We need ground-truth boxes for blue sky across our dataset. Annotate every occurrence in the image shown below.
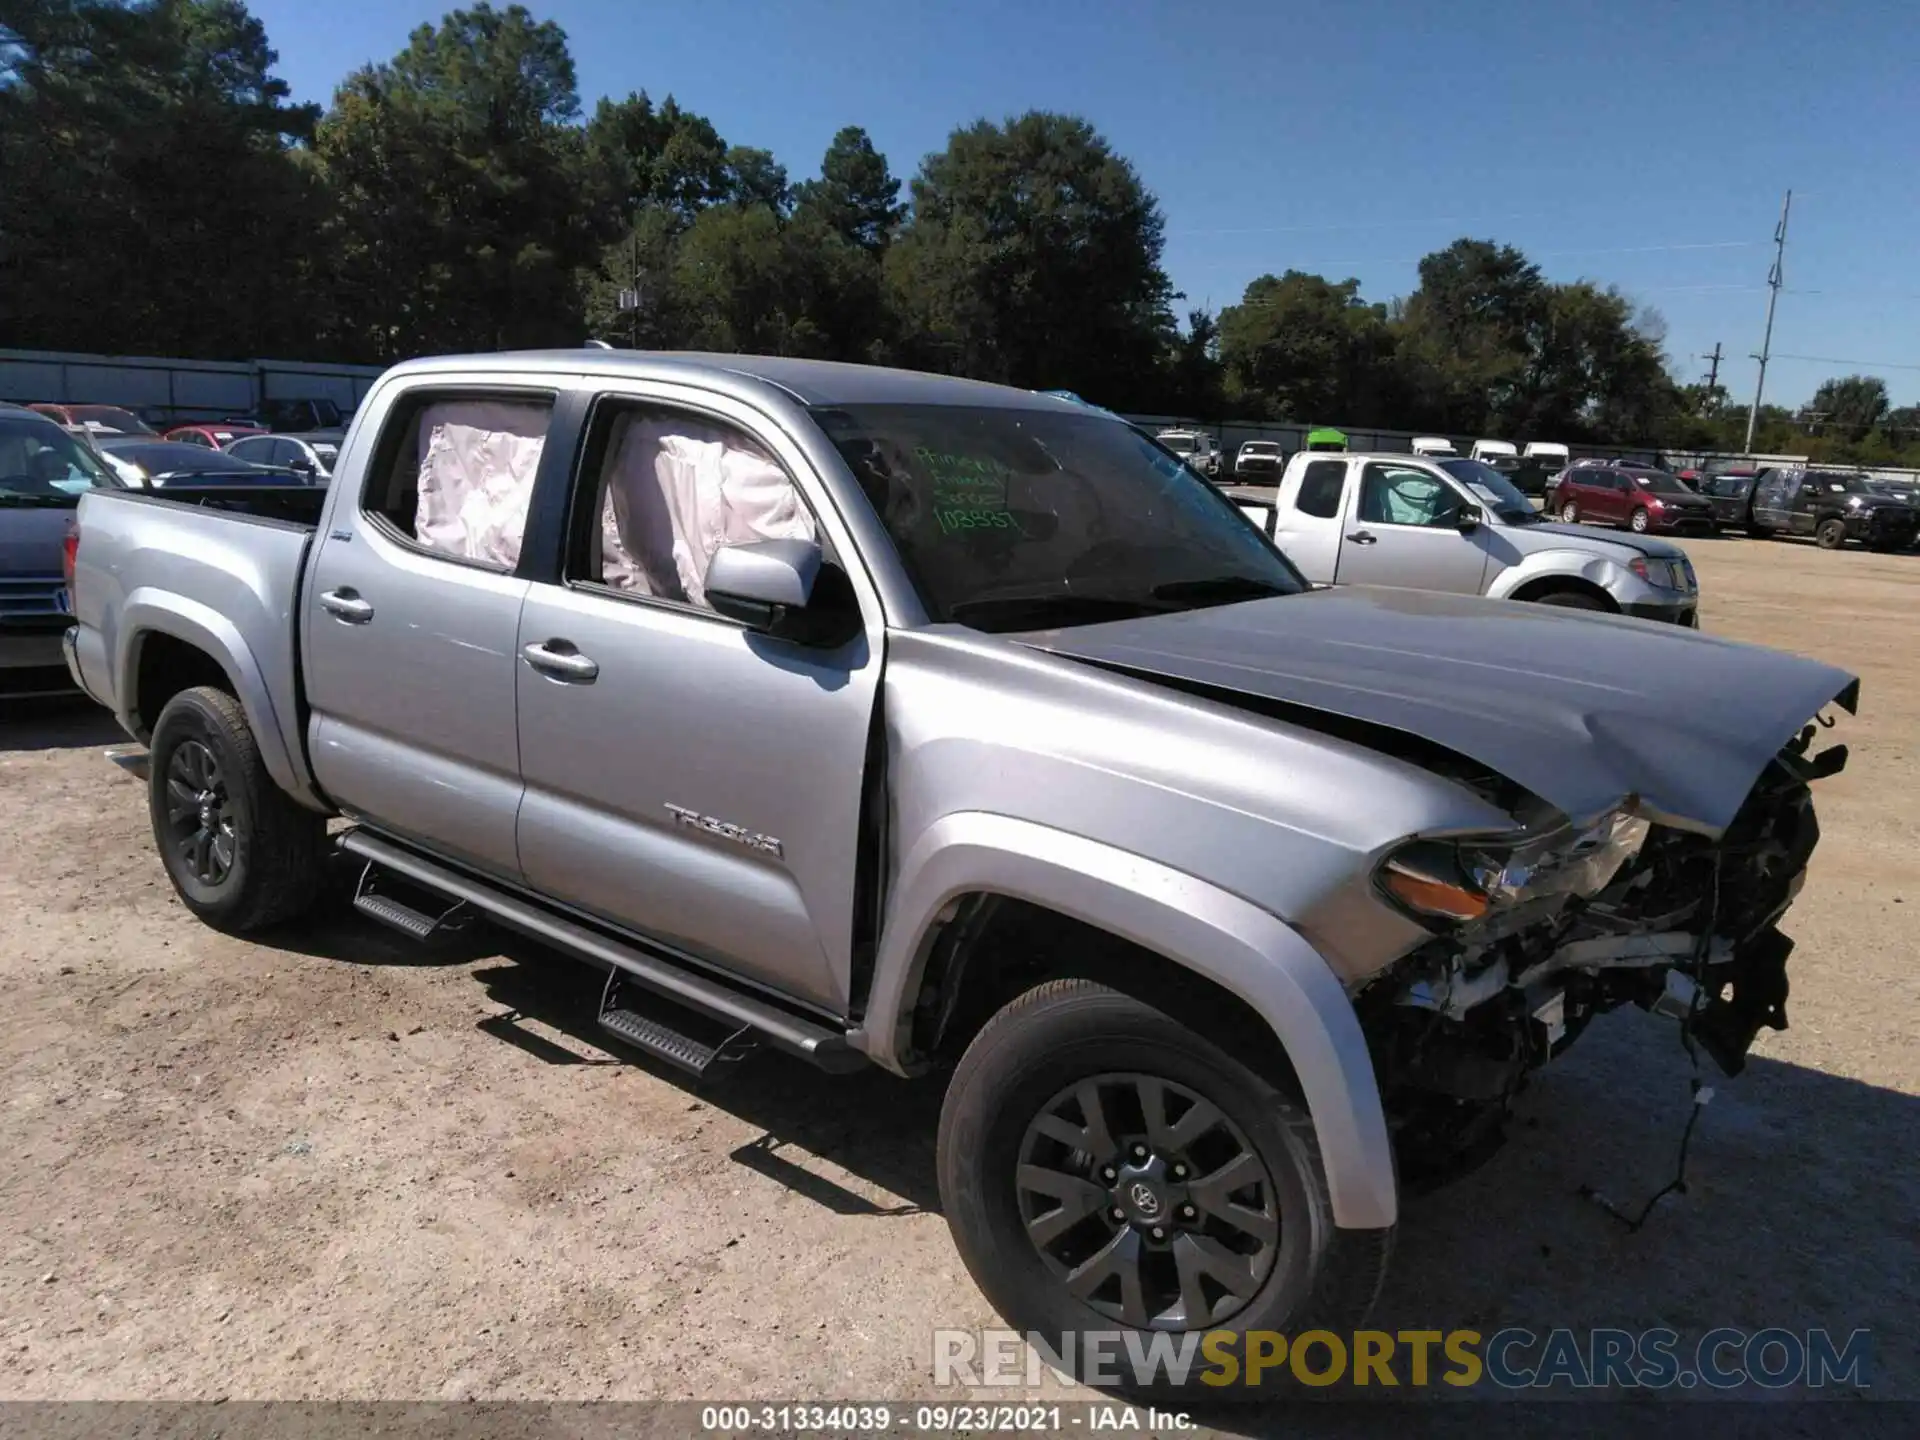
[251,0,1920,406]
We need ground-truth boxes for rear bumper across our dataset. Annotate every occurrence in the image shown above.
[1,626,78,698]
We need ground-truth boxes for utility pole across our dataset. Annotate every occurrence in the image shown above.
[1745,189,1792,454]
[1700,341,1723,397]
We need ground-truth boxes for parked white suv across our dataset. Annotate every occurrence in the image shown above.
[1156,428,1221,477]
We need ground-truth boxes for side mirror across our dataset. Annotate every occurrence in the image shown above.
[1454,505,1483,534]
[705,538,859,647]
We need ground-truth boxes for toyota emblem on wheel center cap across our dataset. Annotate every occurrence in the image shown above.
[1128,1181,1162,1218]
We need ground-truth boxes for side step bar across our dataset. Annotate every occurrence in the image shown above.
[338,830,866,1075]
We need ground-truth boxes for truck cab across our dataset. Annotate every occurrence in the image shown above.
[1257,451,1699,621]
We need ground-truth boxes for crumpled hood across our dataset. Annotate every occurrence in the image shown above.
[1016,586,1858,836]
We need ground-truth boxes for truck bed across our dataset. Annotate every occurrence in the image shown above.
[68,488,319,796]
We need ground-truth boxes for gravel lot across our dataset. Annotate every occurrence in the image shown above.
[2,533,1915,1409]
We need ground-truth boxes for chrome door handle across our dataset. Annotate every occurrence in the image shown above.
[1345,530,1378,546]
[522,641,599,683]
[319,588,374,623]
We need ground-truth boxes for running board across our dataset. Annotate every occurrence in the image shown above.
[353,862,472,941]
[599,971,759,1079]
[337,830,866,1074]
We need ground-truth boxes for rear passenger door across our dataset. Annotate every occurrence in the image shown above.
[1270,457,1349,582]
[302,381,570,882]
[510,388,885,1018]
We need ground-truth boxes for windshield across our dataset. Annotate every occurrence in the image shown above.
[1624,470,1692,495]
[1437,458,1539,521]
[0,416,124,502]
[811,403,1308,632]
[1159,434,1195,453]
[70,405,157,436]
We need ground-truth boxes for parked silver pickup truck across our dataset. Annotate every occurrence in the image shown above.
[1229,450,1701,622]
[66,351,1856,1386]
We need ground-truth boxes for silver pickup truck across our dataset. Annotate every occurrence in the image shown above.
[1229,450,1701,622]
[65,351,1857,1385]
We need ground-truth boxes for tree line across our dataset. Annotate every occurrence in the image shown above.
[5,0,1916,462]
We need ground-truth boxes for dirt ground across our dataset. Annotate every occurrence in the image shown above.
[1,533,1916,1412]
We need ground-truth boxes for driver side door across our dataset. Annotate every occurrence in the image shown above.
[1335,462,1491,594]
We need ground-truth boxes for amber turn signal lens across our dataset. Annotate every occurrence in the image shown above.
[1381,858,1490,921]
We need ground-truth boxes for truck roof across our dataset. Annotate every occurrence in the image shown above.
[385,349,1087,413]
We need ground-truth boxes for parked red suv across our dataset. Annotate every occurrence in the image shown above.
[1549,464,1717,534]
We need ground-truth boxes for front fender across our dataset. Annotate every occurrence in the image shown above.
[1488,546,1654,606]
[118,591,322,810]
[861,812,1398,1230]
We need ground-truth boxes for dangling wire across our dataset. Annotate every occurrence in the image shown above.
[1580,853,1722,1233]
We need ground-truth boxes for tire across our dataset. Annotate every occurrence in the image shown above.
[937,979,1391,1396]
[1534,588,1610,611]
[1815,518,1848,550]
[148,685,325,934]
[1629,507,1650,533]
[1558,500,1579,524]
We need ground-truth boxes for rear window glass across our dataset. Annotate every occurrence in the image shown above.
[1295,460,1347,519]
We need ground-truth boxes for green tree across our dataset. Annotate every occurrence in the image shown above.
[313,2,596,358]
[663,202,887,361]
[1805,374,1890,443]
[1218,272,1399,423]
[0,0,322,357]
[792,125,904,254]
[884,111,1174,408]
[723,145,789,213]
[1397,238,1548,431]
[584,91,731,230]
[1164,309,1224,418]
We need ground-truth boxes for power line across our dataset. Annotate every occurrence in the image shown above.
[1190,239,1760,276]
[1770,352,1920,373]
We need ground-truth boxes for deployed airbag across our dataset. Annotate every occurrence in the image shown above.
[599,414,815,606]
[413,400,549,567]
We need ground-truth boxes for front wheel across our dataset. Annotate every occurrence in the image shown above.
[148,685,326,933]
[937,979,1391,1394]
[1815,518,1848,550]
[1534,588,1610,611]
[1629,507,1650,533]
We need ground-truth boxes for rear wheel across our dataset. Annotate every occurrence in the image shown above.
[938,979,1391,1395]
[1815,518,1848,550]
[148,685,325,933]
[1558,500,1580,524]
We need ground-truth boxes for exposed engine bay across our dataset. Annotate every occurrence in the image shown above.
[1356,717,1848,1188]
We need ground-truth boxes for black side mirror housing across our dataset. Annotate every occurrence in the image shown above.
[1455,505,1484,534]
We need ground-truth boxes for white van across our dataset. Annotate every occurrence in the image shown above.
[1524,441,1571,469]
[1410,436,1458,457]
[1471,439,1519,464]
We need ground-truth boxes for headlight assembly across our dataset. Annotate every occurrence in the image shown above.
[1379,807,1651,926]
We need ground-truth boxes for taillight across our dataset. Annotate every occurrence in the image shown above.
[62,519,79,593]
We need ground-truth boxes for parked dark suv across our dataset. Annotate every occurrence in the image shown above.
[1549,464,1717,534]
[1750,467,1919,551]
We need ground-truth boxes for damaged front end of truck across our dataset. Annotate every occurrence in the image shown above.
[1356,714,1852,1187]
